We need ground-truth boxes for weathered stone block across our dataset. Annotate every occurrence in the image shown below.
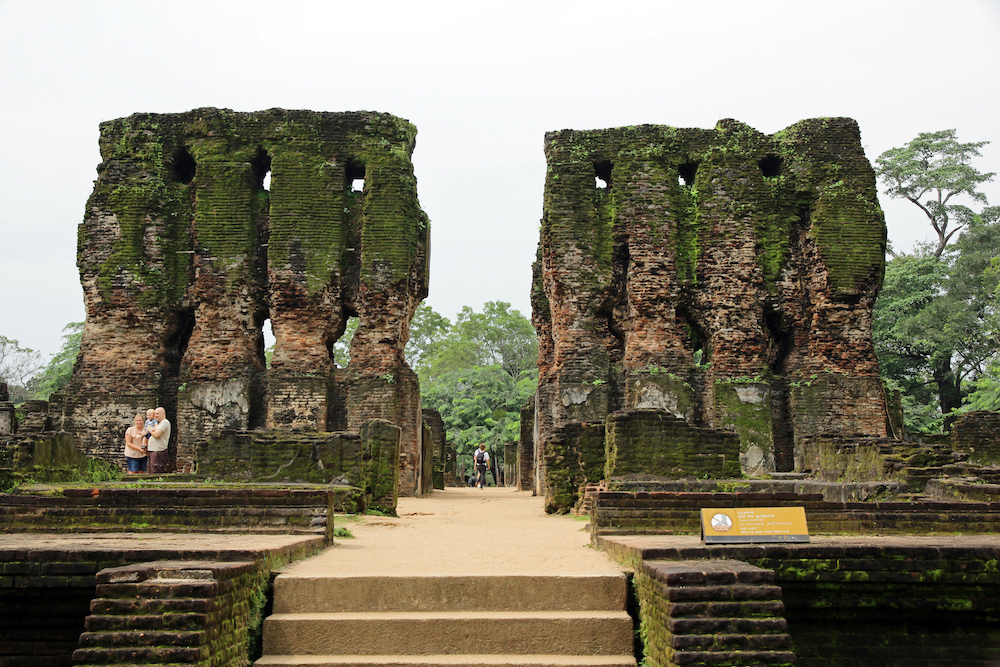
[361,419,400,513]
[605,409,741,481]
[714,380,775,476]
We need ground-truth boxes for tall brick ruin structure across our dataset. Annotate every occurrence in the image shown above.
[532,118,888,506]
[55,108,430,494]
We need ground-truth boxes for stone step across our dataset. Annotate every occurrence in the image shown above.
[262,611,635,656]
[256,655,637,667]
[273,575,628,613]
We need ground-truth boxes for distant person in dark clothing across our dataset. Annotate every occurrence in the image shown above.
[474,443,490,488]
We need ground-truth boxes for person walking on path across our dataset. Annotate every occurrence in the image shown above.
[147,406,171,473]
[474,443,490,488]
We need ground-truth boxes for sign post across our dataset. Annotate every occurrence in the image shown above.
[700,507,810,544]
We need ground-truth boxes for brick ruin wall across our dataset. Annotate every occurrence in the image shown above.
[54,108,429,494]
[532,118,889,491]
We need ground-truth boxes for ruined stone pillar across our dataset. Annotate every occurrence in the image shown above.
[533,118,888,484]
[63,109,429,483]
[173,155,267,471]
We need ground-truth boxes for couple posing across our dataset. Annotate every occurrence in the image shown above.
[124,406,171,474]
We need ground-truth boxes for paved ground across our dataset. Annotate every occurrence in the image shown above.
[282,486,627,577]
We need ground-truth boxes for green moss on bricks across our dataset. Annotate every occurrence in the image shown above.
[810,184,886,297]
[674,184,699,282]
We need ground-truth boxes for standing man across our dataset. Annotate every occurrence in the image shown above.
[147,406,171,474]
[474,443,490,489]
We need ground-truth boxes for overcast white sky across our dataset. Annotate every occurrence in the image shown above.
[1,0,998,359]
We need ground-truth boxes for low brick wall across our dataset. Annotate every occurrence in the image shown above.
[951,410,1000,464]
[591,490,1000,536]
[606,410,742,481]
[0,486,339,538]
[926,478,1000,502]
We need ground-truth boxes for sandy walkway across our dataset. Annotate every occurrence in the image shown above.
[282,486,627,577]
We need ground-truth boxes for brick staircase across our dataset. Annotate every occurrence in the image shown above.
[74,560,265,667]
[256,573,638,667]
[634,560,794,667]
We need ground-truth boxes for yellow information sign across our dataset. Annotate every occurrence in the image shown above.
[700,507,810,543]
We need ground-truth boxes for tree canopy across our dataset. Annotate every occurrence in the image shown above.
[0,336,43,404]
[412,301,538,457]
[875,129,996,258]
[874,130,999,431]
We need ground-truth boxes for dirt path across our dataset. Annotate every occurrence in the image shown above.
[281,486,628,577]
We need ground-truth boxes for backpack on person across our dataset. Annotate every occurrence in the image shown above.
[475,450,485,466]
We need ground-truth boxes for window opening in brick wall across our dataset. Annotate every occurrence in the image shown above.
[261,317,275,369]
[168,148,197,184]
[678,162,699,187]
[759,155,781,178]
[594,160,613,189]
[252,148,272,191]
[328,314,359,368]
[677,306,709,368]
[346,161,366,193]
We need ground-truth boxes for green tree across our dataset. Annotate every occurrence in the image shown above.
[29,322,84,400]
[875,129,995,258]
[0,335,43,404]
[418,302,538,459]
[874,130,999,429]
[423,301,537,381]
[405,305,452,372]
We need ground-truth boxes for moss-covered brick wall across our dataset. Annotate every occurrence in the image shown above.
[749,546,1000,667]
[422,408,447,489]
[543,421,606,513]
[532,117,887,485]
[517,396,535,491]
[59,109,429,494]
[0,538,321,667]
[361,419,400,513]
[0,428,89,491]
[611,539,1000,667]
[605,410,741,483]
